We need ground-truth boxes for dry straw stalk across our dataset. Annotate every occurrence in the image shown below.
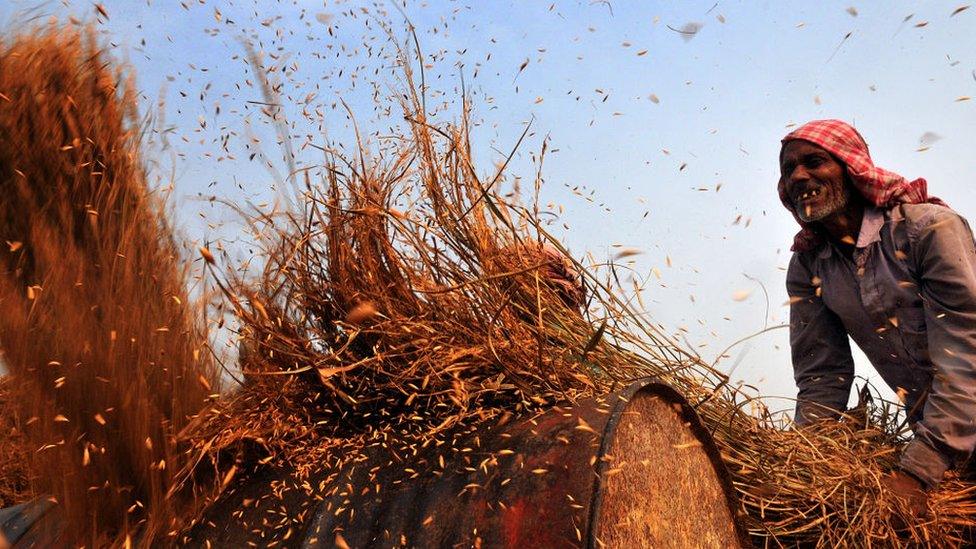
[0,26,217,545]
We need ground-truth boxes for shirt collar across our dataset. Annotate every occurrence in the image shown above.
[855,206,884,248]
[815,206,884,259]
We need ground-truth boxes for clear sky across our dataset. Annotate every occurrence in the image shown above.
[3,0,975,411]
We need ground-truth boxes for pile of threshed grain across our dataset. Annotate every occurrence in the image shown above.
[0,27,218,545]
[0,22,974,548]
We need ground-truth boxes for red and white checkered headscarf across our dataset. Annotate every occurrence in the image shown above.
[778,119,945,252]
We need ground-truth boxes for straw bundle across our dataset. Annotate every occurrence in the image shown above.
[180,68,675,513]
[0,26,217,544]
[200,74,679,445]
[712,393,976,545]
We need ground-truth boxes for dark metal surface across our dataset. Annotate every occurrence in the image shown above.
[187,378,747,548]
[0,497,62,548]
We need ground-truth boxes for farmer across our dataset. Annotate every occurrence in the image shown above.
[499,241,587,314]
[780,119,976,515]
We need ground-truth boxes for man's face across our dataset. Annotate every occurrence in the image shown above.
[780,140,851,223]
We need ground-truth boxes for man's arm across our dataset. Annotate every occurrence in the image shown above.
[787,253,856,425]
[899,208,976,488]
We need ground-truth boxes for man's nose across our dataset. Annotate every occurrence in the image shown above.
[789,165,810,185]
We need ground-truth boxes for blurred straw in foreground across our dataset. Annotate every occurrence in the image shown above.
[0,25,217,545]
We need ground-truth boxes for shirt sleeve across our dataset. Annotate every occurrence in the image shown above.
[787,253,856,425]
[899,208,976,488]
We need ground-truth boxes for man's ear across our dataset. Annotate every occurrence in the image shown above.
[841,169,863,203]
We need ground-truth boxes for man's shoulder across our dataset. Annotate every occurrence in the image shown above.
[789,245,823,275]
[890,202,960,225]
[887,202,972,244]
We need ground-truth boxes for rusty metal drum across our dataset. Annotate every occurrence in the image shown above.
[188,379,746,548]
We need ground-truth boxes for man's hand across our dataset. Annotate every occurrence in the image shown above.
[881,470,929,525]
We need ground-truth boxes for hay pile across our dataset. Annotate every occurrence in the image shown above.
[717,394,976,545]
[0,27,218,544]
[0,21,974,548]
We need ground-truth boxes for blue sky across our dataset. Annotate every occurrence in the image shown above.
[3,0,975,410]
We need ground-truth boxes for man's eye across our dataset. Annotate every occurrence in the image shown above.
[806,157,823,167]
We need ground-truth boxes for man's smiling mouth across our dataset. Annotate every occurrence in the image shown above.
[796,188,822,203]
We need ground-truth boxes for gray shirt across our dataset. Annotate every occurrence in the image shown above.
[788,203,976,487]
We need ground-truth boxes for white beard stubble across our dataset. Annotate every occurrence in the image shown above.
[796,187,851,223]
